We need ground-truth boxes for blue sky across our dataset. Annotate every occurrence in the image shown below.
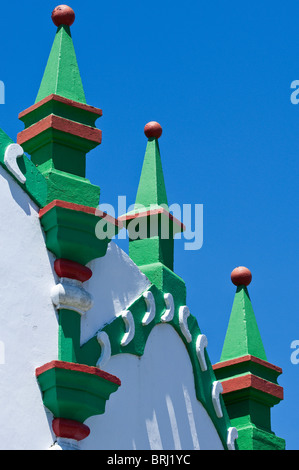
[0,0,298,449]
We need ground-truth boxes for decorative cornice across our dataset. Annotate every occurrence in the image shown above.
[119,206,185,234]
[39,199,122,228]
[19,94,102,121]
[213,355,282,374]
[18,114,102,150]
[36,360,121,442]
[220,373,284,401]
[39,200,122,265]
[36,360,121,387]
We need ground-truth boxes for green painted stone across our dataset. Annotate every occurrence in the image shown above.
[16,23,103,208]
[45,169,101,208]
[77,284,233,450]
[135,138,168,209]
[123,134,184,286]
[0,127,101,208]
[36,363,120,423]
[234,425,285,450]
[215,281,285,450]
[0,128,48,207]
[220,286,267,362]
[58,309,81,363]
[36,25,86,104]
[20,98,99,129]
[40,203,118,265]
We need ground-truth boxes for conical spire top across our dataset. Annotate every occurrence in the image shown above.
[134,121,168,210]
[220,267,267,362]
[35,5,86,104]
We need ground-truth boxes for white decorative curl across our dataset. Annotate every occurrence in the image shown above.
[196,334,208,371]
[161,293,174,323]
[4,143,26,184]
[212,381,223,418]
[227,427,238,450]
[142,291,156,326]
[179,306,192,343]
[96,331,111,369]
[119,310,135,346]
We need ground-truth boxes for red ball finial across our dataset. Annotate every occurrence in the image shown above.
[231,266,252,286]
[52,5,75,27]
[144,121,162,139]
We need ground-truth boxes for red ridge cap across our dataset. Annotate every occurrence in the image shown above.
[118,207,186,232]
[19,94,102,120]
[52,418,90,441]
[213,355,282,374]
[39,199,123,227]
[54,258,92,282]
[17,114,102,146]
[221,373,283,400]
[35,360,121,386]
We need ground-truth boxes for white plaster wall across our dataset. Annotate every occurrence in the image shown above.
[0,167,151,450]
[82,242,151,343]
[0,168,223,450]
[82,324,224,450]
[0,167,58,450]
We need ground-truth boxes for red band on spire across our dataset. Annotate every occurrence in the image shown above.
[52,418,90,441]
[54,258,93,282]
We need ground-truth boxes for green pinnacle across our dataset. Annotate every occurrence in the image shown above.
[17,17,103,208]
[134,138,169,210]
[220,285,267,362]
[119,123,185,299]
[35,25,86,104]
[214,267,285,450]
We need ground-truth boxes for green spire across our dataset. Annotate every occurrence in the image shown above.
[17,8,103,208]
[220,284,267,362]
[119,122,186,300]
[35,25,86,104]
[213,267,285,450]
[134,137,168,210]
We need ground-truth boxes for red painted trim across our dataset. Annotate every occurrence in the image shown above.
[18,94,102,120]
[213,355,282,374]
[39,199,123,228]
[35,360,121,386]
[17,115,102,146]
[54,258,92,282]
[221,374,283,400]
[118,207,186,232]
[52,418,90,441]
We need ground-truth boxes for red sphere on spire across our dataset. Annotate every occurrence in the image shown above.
[52,5,75,27]
[231,266,252,286]
[144,121,162,139]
